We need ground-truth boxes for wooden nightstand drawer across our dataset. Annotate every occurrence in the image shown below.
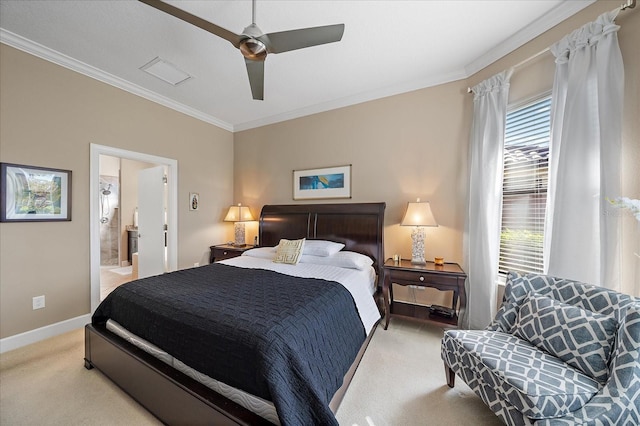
[209,244,255,263]
[388,269,459,288]
[213,248,238,261]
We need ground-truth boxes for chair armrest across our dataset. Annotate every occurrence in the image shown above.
[485,301,519,332]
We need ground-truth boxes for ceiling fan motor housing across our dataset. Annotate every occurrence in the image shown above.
[240,38,267,60]
[240,24,268,61]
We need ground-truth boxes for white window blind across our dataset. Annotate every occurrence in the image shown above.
[499,96,551,275]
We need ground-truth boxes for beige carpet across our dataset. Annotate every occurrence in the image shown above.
[336,318,501,426]
[1,317,502,425]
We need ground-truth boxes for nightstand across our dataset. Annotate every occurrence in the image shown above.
[382,258,467,329]
[209,244,255,263]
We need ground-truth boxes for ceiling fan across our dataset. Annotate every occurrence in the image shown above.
[139,0,345,100]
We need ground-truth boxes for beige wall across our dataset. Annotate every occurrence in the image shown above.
[235,80,469,260]
[233,66,470,309]
[0,44,235,338]
[234,81,469,306]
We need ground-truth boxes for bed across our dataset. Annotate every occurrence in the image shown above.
[84,202,385,426]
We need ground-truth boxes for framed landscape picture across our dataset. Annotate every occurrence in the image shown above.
[0,163,72,222]
[293,165,351,200]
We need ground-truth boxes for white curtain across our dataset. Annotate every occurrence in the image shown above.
[465,69,512,329]
[544,11,624,288]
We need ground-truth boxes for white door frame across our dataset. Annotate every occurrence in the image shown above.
[90,143,178,313]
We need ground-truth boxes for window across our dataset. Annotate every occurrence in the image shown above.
[499,96,551,275]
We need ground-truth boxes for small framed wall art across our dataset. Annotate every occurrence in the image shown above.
[0,162,72,222]
[293,164,351,200]
[189,192,199,211]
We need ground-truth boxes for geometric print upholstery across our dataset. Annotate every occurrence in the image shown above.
[488,272,637,332]
[535,304,640,426]
[442,330,600,420]
[512,293,618,384]
[442,272,640,425]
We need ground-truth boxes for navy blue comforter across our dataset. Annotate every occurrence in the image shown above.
[92,263,366,425]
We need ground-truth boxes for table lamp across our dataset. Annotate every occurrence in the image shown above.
[400,199,438,264]
[224,203,254,246]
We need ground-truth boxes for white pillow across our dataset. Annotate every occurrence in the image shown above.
[272,239,345,257]
[241,247,277,259]
[273,238,305,265]
[299,251,373,270]
[302,240,345,257]
[243,247,372,270]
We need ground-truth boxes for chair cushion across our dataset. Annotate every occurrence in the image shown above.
[513,293,617,385]
[442,330,600,420]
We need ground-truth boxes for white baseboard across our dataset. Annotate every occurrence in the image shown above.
[0,314,91,354]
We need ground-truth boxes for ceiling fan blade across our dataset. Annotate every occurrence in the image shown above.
[139,0,242,48]
[244,59,265,101]
[261,24,345,54]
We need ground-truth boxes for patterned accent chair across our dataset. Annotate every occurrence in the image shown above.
[441,272,640,425]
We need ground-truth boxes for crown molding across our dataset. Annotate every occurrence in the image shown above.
[464,0,596,76]
[0,29,234,132]
[234,69,467,132]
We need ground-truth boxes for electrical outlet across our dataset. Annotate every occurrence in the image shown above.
[32,295,45,310]
[193,262,199,267]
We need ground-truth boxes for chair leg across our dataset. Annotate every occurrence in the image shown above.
[444,363,455,388]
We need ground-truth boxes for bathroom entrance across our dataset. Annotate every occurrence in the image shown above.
[90,143,178,313]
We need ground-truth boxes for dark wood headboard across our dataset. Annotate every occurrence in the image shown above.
[259,203,386,276]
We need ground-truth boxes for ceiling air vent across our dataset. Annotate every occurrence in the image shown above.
[140,57,192,86]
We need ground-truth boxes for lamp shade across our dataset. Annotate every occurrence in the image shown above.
[224,204,254,222]
[400,200,437,227]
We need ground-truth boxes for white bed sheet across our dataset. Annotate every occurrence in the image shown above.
[221,253,381,335]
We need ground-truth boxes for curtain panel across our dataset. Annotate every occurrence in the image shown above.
[544,10,624,289]
[465,69,513,329]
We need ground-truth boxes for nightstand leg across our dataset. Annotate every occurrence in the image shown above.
[383,273,391,330]
[452,290,458,312]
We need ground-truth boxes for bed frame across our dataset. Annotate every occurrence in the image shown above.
[85,202,385,425]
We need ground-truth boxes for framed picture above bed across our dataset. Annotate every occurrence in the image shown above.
[293,164,351,200]
[0,162,72,222]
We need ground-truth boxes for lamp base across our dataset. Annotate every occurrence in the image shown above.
[233,222,246,246]
[410,226,426,265]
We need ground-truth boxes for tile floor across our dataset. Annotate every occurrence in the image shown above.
[100,266,133,300]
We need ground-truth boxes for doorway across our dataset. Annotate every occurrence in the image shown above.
[90,144,178,313]
[98,156,167,299]
[98,155,125,299]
